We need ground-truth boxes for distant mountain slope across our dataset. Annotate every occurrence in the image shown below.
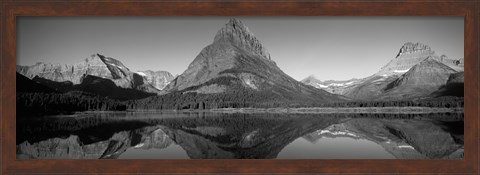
[135,70,174,90]
[341,75,400,101]
[301,75,360,94]
[155,18,345,107]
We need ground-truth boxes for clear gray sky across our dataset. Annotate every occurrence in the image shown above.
[17,17,463,81]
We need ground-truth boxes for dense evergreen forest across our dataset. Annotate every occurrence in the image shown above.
[126,91,464,110]
[17,91,127,116]
[16,90,464,116]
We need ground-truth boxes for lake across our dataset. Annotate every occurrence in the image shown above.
[16,111,464,159]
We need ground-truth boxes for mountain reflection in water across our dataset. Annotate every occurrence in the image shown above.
[16,112,464,159]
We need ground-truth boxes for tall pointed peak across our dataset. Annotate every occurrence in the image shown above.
[213,18,271,60]
[226,18,251,33]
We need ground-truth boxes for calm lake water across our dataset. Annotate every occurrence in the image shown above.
[16,111,464,159]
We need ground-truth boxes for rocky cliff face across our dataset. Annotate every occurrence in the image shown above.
[17,54,166,96]
[161,18,344,104]
[213,18,271,61]
[136,70,174,90]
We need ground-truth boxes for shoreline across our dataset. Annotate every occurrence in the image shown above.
[112,106,464,114]
[208,107,463,114]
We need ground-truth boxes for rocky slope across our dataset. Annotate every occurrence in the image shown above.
[159,18,345,105]
[17,54,170,99]
[136,70,174,90]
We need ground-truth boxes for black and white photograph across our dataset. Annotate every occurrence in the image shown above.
[16,17,464,159]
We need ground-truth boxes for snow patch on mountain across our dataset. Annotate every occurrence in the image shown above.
[136,72,147,76]
[316,83,328,88]
[398,145,415,149]
[393,69,410,73]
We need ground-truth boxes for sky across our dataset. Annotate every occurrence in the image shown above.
[17,17,463,81]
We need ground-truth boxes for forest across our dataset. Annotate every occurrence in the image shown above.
[16,90,464,117]
[17,91,127,117]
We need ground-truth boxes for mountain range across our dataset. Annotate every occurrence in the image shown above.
[17,54,174,100]
[302,42,464,101]
[17,18,463,108]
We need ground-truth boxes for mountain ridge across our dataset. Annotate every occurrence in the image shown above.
[302,42,464,101]
[16,53,173,99]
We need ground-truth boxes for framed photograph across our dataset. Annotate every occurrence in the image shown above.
[1,0,478,174]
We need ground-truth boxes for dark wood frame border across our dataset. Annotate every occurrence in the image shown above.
[1,0,478,174]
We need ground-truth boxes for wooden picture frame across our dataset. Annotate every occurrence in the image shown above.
[1,0,478,174]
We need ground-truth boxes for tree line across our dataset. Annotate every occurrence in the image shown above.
[17,88,464,117]
[17,91,127,117]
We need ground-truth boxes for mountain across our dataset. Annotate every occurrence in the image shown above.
[379,57,457,100]
[17,54,166,100]
[135,70,174,90]
[377,42,462,76]
[156,18,344,107]
[306,42,463,101]
[301,75,360,94]
[17,54,129,84]
[343,57,458,101]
